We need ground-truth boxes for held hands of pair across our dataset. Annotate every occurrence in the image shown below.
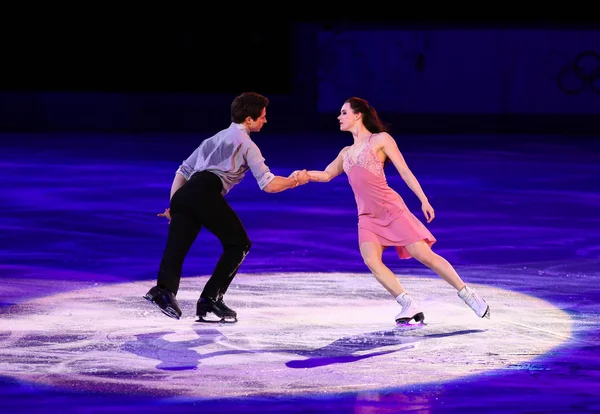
[421,201,435,223]
[289,169,310,186]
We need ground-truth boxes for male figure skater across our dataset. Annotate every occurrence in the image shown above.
[145,92,309,323]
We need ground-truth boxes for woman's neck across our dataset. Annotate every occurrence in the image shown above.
[352,126,372,144]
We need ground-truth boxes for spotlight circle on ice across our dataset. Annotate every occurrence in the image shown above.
[0,272,572,398]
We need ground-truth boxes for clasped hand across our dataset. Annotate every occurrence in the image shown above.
[289,169,309,185]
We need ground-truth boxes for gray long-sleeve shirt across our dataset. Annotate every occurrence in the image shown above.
[176,122,275,195]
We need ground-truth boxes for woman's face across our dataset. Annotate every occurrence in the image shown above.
[337,102,358,132]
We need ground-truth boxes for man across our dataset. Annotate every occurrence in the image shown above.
[144,92,309,323]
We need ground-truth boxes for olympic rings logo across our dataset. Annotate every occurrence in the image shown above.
[557,51,600,95]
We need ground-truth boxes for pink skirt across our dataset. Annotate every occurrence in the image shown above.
[358,210,436,259]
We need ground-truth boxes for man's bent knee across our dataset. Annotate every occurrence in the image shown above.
[242,239,252,255]
[224,238,251,257]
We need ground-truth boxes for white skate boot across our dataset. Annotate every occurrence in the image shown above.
[395,293,425,325]
[458,285,490,319]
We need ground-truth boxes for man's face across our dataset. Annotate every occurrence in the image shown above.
[246,107,267,132]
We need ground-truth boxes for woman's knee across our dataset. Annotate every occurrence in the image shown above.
[360,242,384,271]
[407,242,436,266]
[362,255,383,271]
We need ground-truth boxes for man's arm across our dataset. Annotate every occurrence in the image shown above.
[170,173,187,199]
[171,146,199,199]
[159,147,197,223]
[158,173,187,223]
[176,147,199,180]
[244,142,309,193]
[263,171,308,193]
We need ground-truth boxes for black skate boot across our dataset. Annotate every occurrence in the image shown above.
[196,297,237,323]
[143,285,182,320]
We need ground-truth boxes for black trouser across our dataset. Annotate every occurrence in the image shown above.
[156,171,251,300]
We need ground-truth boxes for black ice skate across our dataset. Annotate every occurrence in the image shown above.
[196,297,237,323]
[143,285,182,320]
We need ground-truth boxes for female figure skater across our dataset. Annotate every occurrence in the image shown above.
[304,97,490,325]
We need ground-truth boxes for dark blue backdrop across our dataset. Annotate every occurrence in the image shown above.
[0,22,598,135]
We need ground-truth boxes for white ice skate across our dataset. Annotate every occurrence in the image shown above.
[458,285,490,319]
[395,293,425,325]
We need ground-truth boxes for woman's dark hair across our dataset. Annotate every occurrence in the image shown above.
[346,97,392,164]
[345,97,389,134]
[231,92,269,123]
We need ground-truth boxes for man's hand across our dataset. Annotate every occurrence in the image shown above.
[297,170,309,184]
[290,169,309,185]
[158,208,172,223]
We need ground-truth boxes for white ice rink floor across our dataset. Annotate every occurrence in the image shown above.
[0,272,572,399]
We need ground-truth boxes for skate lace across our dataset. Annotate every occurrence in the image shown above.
[463,291,481,308]
[398,297,414,314]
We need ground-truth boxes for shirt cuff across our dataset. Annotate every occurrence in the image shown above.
[257,172,276,190]
[176,166,193,180]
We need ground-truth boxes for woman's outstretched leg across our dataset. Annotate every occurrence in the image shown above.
[404,240,465,291]
[405,241,490,318]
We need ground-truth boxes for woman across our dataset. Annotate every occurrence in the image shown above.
[305,97,490,325]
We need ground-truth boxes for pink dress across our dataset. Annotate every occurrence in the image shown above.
[342,137,436,259]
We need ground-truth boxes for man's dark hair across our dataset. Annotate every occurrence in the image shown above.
[231,92,269,123]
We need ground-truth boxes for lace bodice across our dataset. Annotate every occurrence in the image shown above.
[343,141,385,179]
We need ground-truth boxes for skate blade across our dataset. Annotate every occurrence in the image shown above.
[196,316,237,324]
[161,307,181,320]
[395,321,425,330]
[482,306,491,319]
[396,312,425,325]
[395,319,425,328]
[144,296,180,320]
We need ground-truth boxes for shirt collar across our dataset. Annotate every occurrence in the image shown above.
[232,122,250,135]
